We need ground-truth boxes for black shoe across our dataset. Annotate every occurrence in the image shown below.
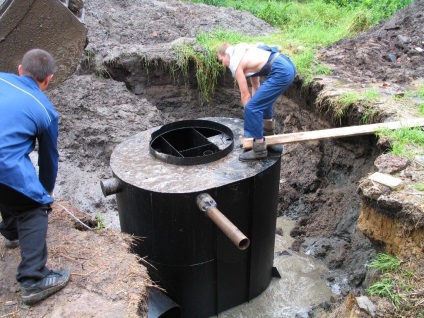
[5,238,19,249]
[20,269,71,305]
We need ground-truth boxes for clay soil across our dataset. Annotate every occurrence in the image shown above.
[1,0,423,317]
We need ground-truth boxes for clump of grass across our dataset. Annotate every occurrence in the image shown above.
[417,87,424,99]
[412,183,424,191]
[316,88,382,124]
[363,88,381,101]
[419,104,424,116]
[95,214,105,229]
[368,253,400,273]
[333,92,358,121]
[367,254,422,315]
[376,126,424,160]
[316,91,358,124]
[359,89,381,123]
[367,277,403,308]
[347,9,373,35]
[172,30,245,104]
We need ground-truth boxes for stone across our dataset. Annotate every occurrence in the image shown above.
[356,295,376,317]
[368,172,404,190]
[374,154,409,174]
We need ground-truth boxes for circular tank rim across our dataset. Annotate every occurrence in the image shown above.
[109,117,282,193]
[149,119,234,166]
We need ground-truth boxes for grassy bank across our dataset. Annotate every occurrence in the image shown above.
[182,0,413,85]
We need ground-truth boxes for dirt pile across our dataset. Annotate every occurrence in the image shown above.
[317,0,424,84]
[0,201,150,317]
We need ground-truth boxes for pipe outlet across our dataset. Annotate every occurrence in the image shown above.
[100,177,123,197]
[196,193,250,250]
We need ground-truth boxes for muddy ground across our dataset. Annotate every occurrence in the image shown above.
[1,0,423,316]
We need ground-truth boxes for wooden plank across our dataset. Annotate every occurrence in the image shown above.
[241,118,424,149]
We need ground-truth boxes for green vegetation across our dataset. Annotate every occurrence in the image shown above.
[183,0,413,91]
[412,182,424,191]
[367,253,422,315]
[316,88,381,124]
[407,86,424,116]
[94,214,105,229]
[376,126,424,160]
[368,253,401,273]
[172,31,244,104]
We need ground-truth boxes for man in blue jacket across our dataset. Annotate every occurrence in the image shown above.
[0,49,70,305]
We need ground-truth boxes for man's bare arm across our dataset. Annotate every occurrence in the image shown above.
[250,76,260,97]
[235,67,251,107]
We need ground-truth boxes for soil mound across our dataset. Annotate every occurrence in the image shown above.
[0,201,150,317]
[317,0,424,84]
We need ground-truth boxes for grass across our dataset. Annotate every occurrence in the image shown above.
[95,214,105,229]
[376,126,424,160]
[368,253,400,273]
[412,183,424,191]
[366,254,423,315]
[316,88,382,124]
[185,0,413,88]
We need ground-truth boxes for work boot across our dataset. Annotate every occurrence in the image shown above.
[263,119,275,136]
[5,238,19,249]
[239,139,268,161]
[20,269,71,305]
[263,119,283,153]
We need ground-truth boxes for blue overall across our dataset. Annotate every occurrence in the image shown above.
[244,46,296,138]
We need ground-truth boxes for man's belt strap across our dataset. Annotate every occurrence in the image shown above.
[266,53,280,74]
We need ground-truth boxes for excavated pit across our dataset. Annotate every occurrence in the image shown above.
[48,58,383,302]
[2,0,423,316]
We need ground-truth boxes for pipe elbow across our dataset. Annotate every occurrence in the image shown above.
[100,177,123,197]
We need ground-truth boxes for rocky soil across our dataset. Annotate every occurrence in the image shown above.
[1,0,423,317]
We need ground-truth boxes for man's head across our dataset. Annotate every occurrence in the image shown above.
[18,49,55,90]
[217,43,230,67]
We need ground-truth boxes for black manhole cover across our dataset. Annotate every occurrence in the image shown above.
[149,119,234,166]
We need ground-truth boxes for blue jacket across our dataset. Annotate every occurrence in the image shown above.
[0,72,59,204]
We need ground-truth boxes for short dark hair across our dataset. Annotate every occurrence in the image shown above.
[218,43,230,56]
[21,49,55,82]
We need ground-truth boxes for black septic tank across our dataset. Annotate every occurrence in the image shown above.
[101,118,282,318]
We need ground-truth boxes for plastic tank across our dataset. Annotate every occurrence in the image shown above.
[102,117,282,317]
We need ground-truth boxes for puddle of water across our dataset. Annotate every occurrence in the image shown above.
[214,217,334,318]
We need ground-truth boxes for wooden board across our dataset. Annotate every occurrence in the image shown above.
[240,118,424,149]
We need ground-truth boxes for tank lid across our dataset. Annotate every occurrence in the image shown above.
[110,117,282,193]
[149,119,234,166]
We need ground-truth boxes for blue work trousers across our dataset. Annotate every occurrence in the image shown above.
[244,55,296,138]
